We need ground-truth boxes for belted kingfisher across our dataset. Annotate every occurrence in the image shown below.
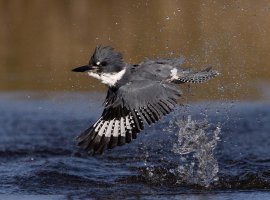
[72,45,219,154]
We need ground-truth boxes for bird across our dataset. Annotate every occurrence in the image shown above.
[72,45,219,155]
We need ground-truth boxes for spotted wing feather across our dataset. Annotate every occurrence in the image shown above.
[176,67,219,84]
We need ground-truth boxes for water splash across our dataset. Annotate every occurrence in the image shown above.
[172,115,221,187]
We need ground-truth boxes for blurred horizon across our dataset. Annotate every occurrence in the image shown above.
[0,0,270,102]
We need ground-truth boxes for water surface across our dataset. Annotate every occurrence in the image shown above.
[0,92,269,199]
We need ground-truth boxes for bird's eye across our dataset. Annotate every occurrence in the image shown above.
[100,61,107,66]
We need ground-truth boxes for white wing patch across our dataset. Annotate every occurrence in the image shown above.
[170,68,179,81]
[94,120,104,132]
[92,116,137,139]
[98,121,108,136]
[105,120,114,137]
[120,117,126,136]
[113,119,120,137]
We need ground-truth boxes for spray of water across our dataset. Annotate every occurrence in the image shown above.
[171,115,221,187]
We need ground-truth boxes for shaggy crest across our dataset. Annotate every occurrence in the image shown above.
[90,45,124,73]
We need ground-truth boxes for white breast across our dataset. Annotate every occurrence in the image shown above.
[88,68,126,86]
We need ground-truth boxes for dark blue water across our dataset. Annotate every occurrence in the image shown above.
[0,92,270,199]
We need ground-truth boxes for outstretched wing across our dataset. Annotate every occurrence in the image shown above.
[76,80,181,154]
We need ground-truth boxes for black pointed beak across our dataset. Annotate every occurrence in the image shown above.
[72,65,93,72]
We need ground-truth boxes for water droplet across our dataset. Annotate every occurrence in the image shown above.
[218,85,224,92]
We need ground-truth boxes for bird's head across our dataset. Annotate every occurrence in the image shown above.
[72,45,125,74]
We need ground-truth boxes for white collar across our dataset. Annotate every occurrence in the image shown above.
[88,68,126,87]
